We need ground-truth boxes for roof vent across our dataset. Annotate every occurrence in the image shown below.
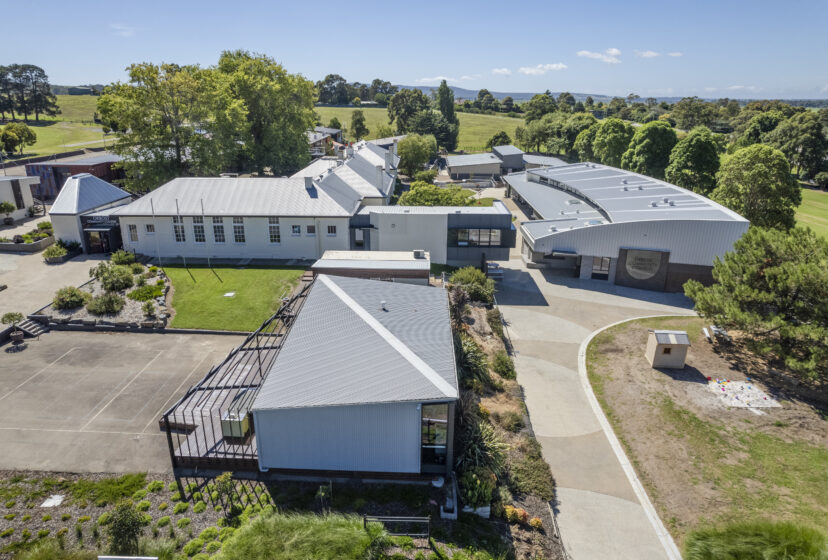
[622,179,628,184]
[638,185,644,191]
[304,177,313,190]
[380,300,388,311]
[668,200,675,206]
[650,201,658,207]
[413,249,425,259]
[622,186,629,191]
[548,226,557,232]
[663,197,669,203]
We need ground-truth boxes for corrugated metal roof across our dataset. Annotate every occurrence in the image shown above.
[653,330,690,346]
[493,145,523,156]
[112,177,354,217]
[290,157,339,178]
[314,126,341,136]
[368,135,406,147]
[523,154,567,167]
[446,153,501,168]
[307,131,330,144]
[318,250,430,262]
[63,153,123,165]
[252,275,458,410]
[359,200,511,215]
[49,173,131,215]
[312,259,430,271]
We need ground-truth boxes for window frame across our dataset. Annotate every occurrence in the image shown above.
[327,225,337,236]
[172,216,186,243]
[192,215,206,243]
[128,224,138,243]
[268,217,281,244]
[212,216,226,244]
[144,223,155,234]
[306,224,316,236]
[232,216,246,244]
[291,225,301,236]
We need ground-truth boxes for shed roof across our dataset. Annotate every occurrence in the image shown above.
[446,153,502,168]
[252,275,458,410]
[312,250,431,271]
[49,173,131,215]
[522,154,567,167]
[493,145,523,156]
[652,330,691,346]
[359,200,511,215]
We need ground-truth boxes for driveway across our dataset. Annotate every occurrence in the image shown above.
[495,194,693,559]
[0,330,243,473]
[0,252,104,316]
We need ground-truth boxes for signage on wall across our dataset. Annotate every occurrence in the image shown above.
[625,249,664,280]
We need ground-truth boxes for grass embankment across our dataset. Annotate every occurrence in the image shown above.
[586,316,828,547]
[797,187,828,239]
[314,106,522,152]
[165,266,304,332]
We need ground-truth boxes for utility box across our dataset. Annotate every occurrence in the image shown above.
[645,330,690,368]
[221,410,250,439]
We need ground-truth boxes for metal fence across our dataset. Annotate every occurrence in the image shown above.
[363,515,430,538]
[160,280,314,471]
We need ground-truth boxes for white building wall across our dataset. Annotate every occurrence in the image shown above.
[0,178,36,221]
[368,213,448,264]
[254,402,422,473]
[50,214,83,246]
[119,215,350,260]
[449,162,502,177]
[530,219,749,266]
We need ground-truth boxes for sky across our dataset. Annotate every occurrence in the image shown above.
[5,0,828,99]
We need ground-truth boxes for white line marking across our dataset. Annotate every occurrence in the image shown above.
[141,352,212,433]
[578,315,684,560]
[80,350,163,431]
[0,347,79,403]
[0,426,165,436]
[319,275,457,398]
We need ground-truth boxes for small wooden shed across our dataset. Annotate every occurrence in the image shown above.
[645,330,690,368]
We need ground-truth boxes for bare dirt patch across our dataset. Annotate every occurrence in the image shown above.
[588,316,828,546]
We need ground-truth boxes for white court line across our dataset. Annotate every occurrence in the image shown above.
[141,352,212,433]
[0,347,79,403]
[80,350,163,431]
[0,426,165,436]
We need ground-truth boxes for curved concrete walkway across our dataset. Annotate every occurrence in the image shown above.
[496,259,693,559]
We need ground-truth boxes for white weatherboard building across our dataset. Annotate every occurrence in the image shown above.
[0,176,38,222]
[505,163,749,291]
[252,275,458,476]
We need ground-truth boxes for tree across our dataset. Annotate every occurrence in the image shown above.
[396,134,437,176]
[315,74,349,104]
[437,80,457,124]
[766,112,827,178]
[560,112,598,158]
[352,96,361,106]
[671,96,718,130]
[732,110,785,150]
[557,92,576,112]
[410,110,458,151]
[502,96,514,112]
[349,109,369,140]
[523,91,557,123]
[620,120,678,178]
[485,131,512,150]
[665,126,720,195]
[514,119,551,153]
[591,118,634,167]
[573,123,599,161]
[712,144,801,229]
[375,123,395,138]
[815,171,828,189]
[0,122,37,154]
[399,181,474,206]
[685,227,827,384]
[107,501,143,555]
[387,89,430,133]
[327,117,342,130]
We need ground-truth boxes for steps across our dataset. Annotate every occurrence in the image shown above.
[17,319,49,338]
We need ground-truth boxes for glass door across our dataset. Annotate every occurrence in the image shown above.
[421,403,448,472]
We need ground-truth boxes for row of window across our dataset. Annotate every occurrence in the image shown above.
[447,228,503,247]
[128,217,337,244]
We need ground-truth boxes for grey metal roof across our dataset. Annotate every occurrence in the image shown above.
[493,145,523,156]
[314,126,341,136]
[312,259,430,271]
[505,164,747,238]
[62,153,122,165]
[523,154,567,167]
[359,200,511,215]
[653,330,690,346]
[354,140,400,169]
[49,173,131,215]
[290,157,339,179]
[446,153,502,168]
[368,135,406,148]
[307,131,330,144]
[112,177,354,217]
[252,275,458,410]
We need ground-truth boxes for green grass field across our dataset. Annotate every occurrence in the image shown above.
[314,106,522,152]
[797,187,828,239]
[165,265,304,331]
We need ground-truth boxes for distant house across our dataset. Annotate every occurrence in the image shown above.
[311,250,431,284]
[0,176,38,223]
[307,131,333,157]
[492,145,524,173]
[67,86,94,95]
[48,174,132,253]
[369,135,406,150]
[25,153,123,200]
[314,126,343,143]
[446,153,502,179]
[252,274,458,476]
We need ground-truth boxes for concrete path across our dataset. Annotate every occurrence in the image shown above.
[495,193,692,559]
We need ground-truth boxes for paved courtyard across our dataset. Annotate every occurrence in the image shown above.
[0,330,243,473]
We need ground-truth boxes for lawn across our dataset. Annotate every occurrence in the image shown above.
[5,121,108,159]
[797,187,828,239]
[313,106,523,152]
[164,265,304,332]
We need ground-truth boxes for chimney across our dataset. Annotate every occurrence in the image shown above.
[304,176,313,189]
[376,165,384,189]
[391,140,398,156]
[384,149,393,171]
[346,145,354,158]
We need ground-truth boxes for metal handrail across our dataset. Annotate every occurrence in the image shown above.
[363,515,430,538]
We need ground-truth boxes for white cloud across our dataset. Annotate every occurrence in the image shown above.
[635,50,661,58]
[704,87,718,93]
[727,85,758,92]
[667,52,683,57]
[820,84,828,93]
[109,23,135,37]
[491,67,512,76]
[416,76,455,84]
[576,48,621,64]
[459,74,479,81]
[518,63,568,75]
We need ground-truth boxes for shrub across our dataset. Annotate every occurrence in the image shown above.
[504,505,529,525]
[89,262,134,292]
[199,527,218,541]
[37,221,52,231]
[129,262,144,274]
[140,513,152,526]
[21,528,32,539]
[205,540,221,553]
[86,293,125,315]
[171,492,181,502]
[508,436,555,501]
[496,410,524,432]
[3,513,14,520]
[136,500,151,512]
[456,417,508,476]
[413,169,438,183]
[455,334,490,387]
[177,517,191,529]
[13,234,24,244]
[168,482,179,492]
[193,502,206,514]
[684,521,827,560]
[97,512,111,526]
[110,250,135,265]
[61,514,71,521]
[173,502,189,515]
[459,468,496,509]
[529,517,543,530]
[491,351,516,380]
[0,528,13,538]
[449,266,495,303]
[21,514,31,521]
[158,502,168,511]
[37,529,50,538]
[147,266,158,276]
[43,244,68,259]
[147,480,164,493]
[42,514,51,522]
[106,501,143,555]
[218,526,235,542]
[182,538,204,556]
[486,308,504,340]
[78,515,90,523]
[154,516,170,528]
[5,500,15,508]
[132,489,147,501]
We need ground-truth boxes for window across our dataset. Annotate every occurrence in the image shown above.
[489,229,501,246]
[192,215,205,243]
[306,224,316,236]
[145,224,155,234]
[212,217,225,243]
[268,217,281,244]
[128,224,138,242]
[421,403,449,470]
[663,347,672,355]
[173,216,186,243]
[291,225,301,236]
[233,217,245,243]
[327,225,336,236]
[449,228,502,248]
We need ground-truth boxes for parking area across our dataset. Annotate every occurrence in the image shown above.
[0,330,244,473]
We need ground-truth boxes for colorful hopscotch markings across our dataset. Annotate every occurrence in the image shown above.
[706,377,781,408]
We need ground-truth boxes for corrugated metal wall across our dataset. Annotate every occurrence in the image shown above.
[255,402,422,473]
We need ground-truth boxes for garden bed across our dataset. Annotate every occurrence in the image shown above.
[0,221,54,253]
